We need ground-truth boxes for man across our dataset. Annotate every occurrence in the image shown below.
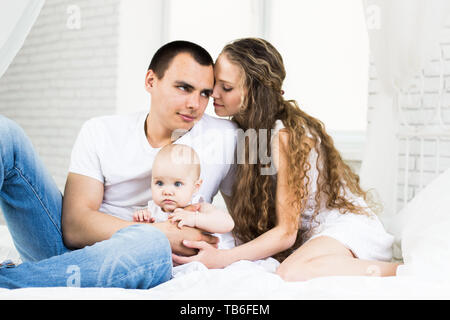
[0,41,236,288]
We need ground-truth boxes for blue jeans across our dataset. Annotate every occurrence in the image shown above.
[0,115,172,288]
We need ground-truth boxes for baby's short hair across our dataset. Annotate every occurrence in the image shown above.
[154,144,201,178]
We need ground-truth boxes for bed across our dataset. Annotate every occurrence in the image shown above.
[1,167,450,300]
[1,131,450,299]
[0,226,449,300]
[2,141,450,299]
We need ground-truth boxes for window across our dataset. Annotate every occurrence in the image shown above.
[164,0,368,162]
[166,0,263,59]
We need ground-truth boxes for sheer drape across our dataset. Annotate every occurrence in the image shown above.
[0,0,45,79]
[360,0,450,220]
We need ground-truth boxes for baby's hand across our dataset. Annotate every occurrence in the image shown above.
[183,203,201,212]
[133,208,155,223]
[168,208,197,229]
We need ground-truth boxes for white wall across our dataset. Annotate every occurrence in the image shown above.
[268,0,369,133]
[116,0,165,115]
[166,0,264,60]
[0,0,120,191]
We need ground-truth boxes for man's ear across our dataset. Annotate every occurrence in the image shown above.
[145,69,157,93]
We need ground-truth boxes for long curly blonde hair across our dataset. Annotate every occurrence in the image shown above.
[223,38,378,261]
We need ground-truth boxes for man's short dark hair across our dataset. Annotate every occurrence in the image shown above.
[148,40,214,79]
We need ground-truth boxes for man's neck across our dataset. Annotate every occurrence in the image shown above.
[145,113,173,148]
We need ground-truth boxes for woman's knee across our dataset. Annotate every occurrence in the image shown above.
[276,260,314,282]
[276,254,324,282]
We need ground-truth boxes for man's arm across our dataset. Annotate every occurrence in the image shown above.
[62,173,218,255]
[62,173,136,248]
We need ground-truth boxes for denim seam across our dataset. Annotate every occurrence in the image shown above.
[110,257,172,287]
[2,123,14,180]
[12,165,62,237]
[3,117,15,180]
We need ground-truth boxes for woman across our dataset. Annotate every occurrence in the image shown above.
[173,38,399,281]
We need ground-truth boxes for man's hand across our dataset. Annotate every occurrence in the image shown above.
[153,220,219,256]
[133,208,155,223]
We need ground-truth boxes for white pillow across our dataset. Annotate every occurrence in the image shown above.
[394,168,450,279]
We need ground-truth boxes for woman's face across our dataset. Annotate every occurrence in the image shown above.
[212,54,246,117]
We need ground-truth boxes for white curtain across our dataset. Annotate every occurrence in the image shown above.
[360,0,450,222]
[0,0,45,79]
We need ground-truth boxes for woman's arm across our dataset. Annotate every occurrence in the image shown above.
[173,131,301,268]
[220,130,300,264]
[177,223,297,268]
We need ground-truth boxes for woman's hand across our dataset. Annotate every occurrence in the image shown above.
[172,240,229,269]
[153,220,219,256]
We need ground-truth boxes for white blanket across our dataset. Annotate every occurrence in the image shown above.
[0,225,449,300]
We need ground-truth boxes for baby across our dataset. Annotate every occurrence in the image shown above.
[133,144,234,236]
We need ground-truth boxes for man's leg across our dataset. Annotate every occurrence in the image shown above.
[0,224,172,289]
[0,115,69,261]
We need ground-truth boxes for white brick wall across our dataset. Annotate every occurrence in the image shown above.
[0,0,120,191]
[368,24,450,212]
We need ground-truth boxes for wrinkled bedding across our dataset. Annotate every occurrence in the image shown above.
[0,225,449,300]
[2,169,450,299]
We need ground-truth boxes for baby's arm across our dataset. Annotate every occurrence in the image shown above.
[168,202,234,233]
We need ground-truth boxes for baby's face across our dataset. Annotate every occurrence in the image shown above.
[151,163,201,212]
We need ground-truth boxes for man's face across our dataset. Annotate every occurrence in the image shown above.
[146,53,214,133]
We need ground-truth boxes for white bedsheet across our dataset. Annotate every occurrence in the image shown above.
[0,225,449,299]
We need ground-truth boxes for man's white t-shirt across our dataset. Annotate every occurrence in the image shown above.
[69,111,237,221]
